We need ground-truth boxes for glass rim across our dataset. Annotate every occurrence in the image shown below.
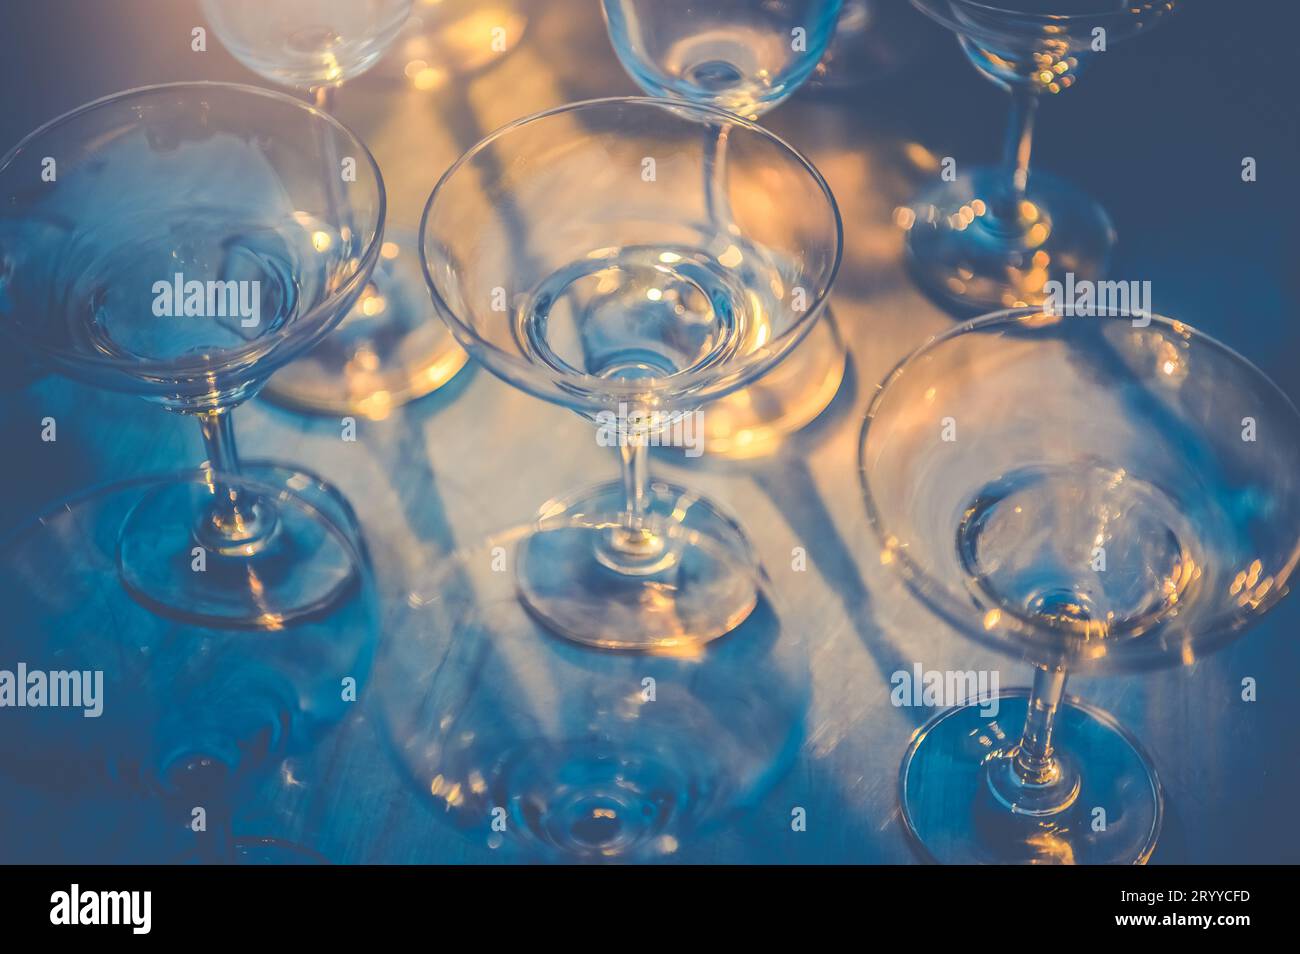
[930,0,1143,21]
[0,80,388,381]
[417,95,844,408]
[858,306,1300,673]
[911,0,1174,43]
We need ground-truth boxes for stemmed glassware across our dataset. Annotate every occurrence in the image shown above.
[0,82,385,627]
[201,0,470,416]
[420,97,841,650]
[902,1,1175,311]
[602,0,848,456]
[375,523,808,861]
[0,468,378,863]
[859,308,1300,863]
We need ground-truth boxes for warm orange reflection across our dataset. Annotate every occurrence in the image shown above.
[395,0,529,81]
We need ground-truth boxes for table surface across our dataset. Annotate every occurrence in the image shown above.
[1,0,1297,864]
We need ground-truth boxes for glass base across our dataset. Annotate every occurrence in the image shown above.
[900,689,1162,864]
[703,309,847,458]
[515,481,760,650]
[261,227,468,418]
[117,462,361,629]
[905,168,1116,312]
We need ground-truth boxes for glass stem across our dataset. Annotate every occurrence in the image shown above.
[992,86,1039,229]
[195,410,276,554]
[312,85,336,113]
[703,122,732,229]
[1014,665,1067,786]
[595,410,667,575]
[618,435,649,534]
[198,407,242,475]
[986,664,1079,816]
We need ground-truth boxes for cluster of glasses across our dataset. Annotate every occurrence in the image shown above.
[1,0,1296,866]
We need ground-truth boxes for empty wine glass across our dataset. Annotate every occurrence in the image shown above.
[0,82,385,627]
[602,0,848,456]
[902,1,1175,311]
[420,98,841,650]
[0,466,378,863]
[375,522,808,861]
[201,0,470,416]
[859,308,1300,863]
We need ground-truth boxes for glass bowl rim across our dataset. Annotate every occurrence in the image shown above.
[857,306,1300,673]
[417,95,844,411]
[0,80,387,381]
[910,0,1174,43]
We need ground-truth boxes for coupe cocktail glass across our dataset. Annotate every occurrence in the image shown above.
[602,0,848,456]
[903,1,1174,311]
[420,97,841,649]
[202,0,470,416]
[0,82,385,627]
[860,308,1300,863]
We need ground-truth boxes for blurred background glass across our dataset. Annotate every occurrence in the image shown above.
[200,0,474,418]
[200,0,411,89]
[902,0,1175,311]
